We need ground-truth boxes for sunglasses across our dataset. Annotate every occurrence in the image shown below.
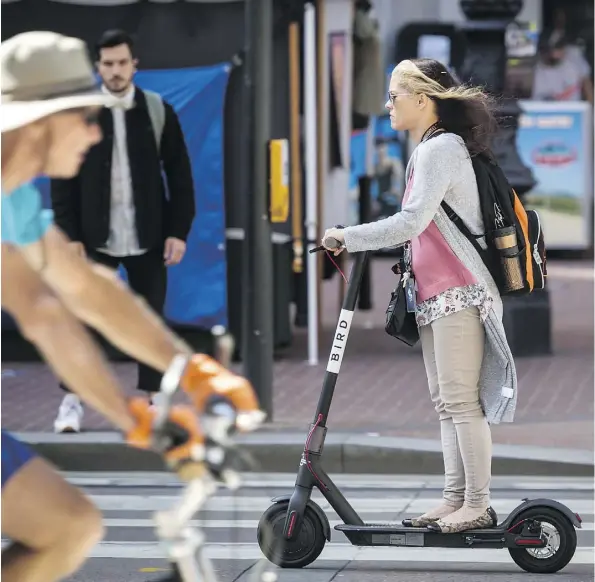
[387,92,412,104]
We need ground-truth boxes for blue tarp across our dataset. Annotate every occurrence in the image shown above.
[22,64,230,332]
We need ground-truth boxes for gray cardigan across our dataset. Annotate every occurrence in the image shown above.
[343,133,517,424]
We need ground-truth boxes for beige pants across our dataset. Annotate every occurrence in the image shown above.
[419,307,492,509]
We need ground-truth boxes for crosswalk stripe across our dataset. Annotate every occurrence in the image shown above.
[102,517,595,531]
[2,537,592,564]
[64,472,595,491]
[4,481,593,568]
[75,543,595,564]
[89,495,594,515]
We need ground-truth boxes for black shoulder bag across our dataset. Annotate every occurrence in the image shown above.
[384,242,419,347]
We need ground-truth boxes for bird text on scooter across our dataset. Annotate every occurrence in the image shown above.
[326,309,354,374]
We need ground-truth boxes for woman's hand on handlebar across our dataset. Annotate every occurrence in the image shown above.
[321,227,346,256]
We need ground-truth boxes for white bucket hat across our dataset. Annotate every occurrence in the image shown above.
[1,31,117,133]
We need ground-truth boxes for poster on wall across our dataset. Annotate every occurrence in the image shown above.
[348,64,407,246]
[517,101,593,250]
[372,115,406,221]
[504,21,539,99]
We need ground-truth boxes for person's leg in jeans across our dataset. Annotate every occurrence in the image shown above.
[429,307,494,533]
[54,250,120,433]
[406,322,465,527]
[121,250,167,398]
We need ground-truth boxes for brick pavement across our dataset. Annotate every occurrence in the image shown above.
[2,258,593,451]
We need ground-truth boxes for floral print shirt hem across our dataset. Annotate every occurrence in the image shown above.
[415,284,493,327]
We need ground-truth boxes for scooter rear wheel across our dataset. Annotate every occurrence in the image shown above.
[508,506,577,574]
[257,500,326,568]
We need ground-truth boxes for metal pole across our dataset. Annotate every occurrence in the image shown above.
[304,1,319,366]
[357,175,372,310]
[358,117,375,311]
[241,0,274,417]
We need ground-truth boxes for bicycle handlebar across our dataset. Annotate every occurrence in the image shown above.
[150,344,262,581]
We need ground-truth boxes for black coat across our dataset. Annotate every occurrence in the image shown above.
[51,87,195,251]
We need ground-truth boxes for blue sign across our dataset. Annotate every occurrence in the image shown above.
[517,101,593,250]
[349,116,407,227]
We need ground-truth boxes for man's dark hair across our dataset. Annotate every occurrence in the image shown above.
[95,29,135,60]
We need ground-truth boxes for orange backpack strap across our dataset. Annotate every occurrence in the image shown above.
[512,189,533,292]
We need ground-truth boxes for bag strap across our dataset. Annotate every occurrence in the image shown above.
[441,201,485,256]
[144,89,166,153]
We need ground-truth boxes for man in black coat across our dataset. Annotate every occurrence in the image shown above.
[51,29,195,432]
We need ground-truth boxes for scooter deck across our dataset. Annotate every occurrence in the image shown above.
[335,523,544,549]
[336,523,507,534]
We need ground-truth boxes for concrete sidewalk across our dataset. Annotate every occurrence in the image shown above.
[2,259,594,476]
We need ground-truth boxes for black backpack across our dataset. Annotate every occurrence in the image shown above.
[441,152,547,296]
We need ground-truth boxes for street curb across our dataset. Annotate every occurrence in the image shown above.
[15,431,594,477]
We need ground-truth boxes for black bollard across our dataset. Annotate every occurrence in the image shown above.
[241,0,275,416]
[358,175,373,310]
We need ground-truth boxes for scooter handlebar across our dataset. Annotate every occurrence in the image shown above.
[310,224,346,253]
[310,237,341,254]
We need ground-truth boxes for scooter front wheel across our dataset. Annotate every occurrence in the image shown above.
[508,506,577,574]
[257,500,326,568]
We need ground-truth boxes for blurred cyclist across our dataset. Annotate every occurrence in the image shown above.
[1,31,263,582]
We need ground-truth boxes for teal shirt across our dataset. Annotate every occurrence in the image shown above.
[1,183,53,247]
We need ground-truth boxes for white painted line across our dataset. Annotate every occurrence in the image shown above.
[63,472,595,491]
[2,537,594,563]
[54,543,595,564]
[101,517,595,532]
[90,495,594,515]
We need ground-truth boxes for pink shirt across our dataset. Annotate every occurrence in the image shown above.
[403,170,477,303]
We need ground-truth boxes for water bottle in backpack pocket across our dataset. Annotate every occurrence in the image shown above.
[442,152,547,297]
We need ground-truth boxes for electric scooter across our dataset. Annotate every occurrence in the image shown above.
[257,239,582,575]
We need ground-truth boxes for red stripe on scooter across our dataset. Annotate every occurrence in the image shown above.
[287,511,297,537]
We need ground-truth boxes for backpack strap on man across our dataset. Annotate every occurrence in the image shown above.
[143,89,165,153]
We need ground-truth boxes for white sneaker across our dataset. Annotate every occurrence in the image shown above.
[54,394,84,433]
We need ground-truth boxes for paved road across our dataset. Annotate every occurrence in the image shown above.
[10,472,592,582]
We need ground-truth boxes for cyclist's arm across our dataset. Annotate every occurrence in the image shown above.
[19,225,192,376]
[2,243,135,432]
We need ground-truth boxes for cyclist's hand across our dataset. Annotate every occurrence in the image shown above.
[181,355,265,431]
[125,397,205,467]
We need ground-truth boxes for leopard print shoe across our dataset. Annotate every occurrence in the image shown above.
[426,506,498,534]
[403,516,438,528]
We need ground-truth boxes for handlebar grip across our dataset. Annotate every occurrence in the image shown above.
[324,237,341,249]
[175,460,207,482]
[309,237,341,254]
